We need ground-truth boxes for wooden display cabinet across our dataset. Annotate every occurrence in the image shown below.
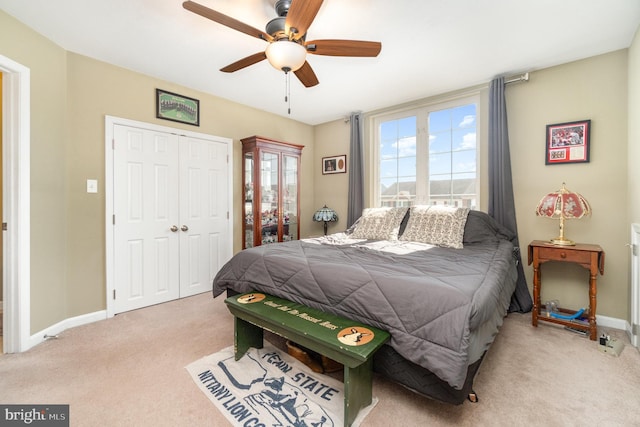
[242,136,303,249]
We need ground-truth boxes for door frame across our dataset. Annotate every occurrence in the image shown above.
[104,115,233,318]
[1,55,31,353]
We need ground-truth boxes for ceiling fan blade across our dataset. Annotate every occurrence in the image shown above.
[293,61,319,87]
[183,1,273,42]
[286,0,323,40]
[220,52,267,73]
[305,39,382,57]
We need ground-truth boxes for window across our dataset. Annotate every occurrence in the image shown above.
[373,95,479,209]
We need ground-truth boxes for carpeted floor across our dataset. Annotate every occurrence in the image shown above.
[0,292,638,426]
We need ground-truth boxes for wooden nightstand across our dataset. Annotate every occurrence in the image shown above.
[528,240,605,340]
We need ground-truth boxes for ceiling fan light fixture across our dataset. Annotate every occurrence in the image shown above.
[265,40,307,72]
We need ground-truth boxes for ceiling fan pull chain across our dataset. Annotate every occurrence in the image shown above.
[285,70,292,115]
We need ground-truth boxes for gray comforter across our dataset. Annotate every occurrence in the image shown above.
[213,212,518,389]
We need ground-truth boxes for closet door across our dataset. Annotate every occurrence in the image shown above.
[112,125,231,314]
[113,125,180,314]
[178,135,230,297]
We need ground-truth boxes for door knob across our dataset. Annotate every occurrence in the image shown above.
[170,225,178,232]
[181,225,189,232]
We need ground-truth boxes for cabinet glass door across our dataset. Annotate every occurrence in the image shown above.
[244,153,254,248]
[260,152,279,245]
[283,154,298,241]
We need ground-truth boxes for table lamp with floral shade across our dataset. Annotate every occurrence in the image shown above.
[535,182,591,246]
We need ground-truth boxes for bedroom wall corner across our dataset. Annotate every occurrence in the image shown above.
[311,119,350,236]
[507,50,629,320]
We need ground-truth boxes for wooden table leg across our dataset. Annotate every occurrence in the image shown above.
[589,272,598,340]
[532,264,540,327]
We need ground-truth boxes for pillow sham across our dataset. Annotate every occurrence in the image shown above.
[399,205,470,249]
[350,207,408,240]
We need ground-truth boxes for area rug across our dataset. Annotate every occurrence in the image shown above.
[186,344,377,427]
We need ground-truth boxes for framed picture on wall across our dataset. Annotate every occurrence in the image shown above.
[545,119,591,165]
[156,88,200,126]
[322,155,347,174]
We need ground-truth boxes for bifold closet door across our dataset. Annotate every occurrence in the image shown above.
[112,126,231,314]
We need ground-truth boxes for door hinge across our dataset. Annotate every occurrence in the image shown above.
[2,222,7,231]
[227,154,229,163]
[113,214,116,225]
[113,289,116,300]
[227,211,229,220]
[112,138,115,150]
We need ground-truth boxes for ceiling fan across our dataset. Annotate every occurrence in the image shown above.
[182,0,382,88]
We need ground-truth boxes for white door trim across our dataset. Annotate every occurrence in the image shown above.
[105,115,233,317]
[1,54,31,353]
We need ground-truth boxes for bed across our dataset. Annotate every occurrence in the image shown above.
[212,207,519,404]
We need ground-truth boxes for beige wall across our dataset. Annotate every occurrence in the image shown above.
[311,120,351,235]
[316,50,632,321]
[508,51,629,320]
[0,11,69,332]
[1,10,315,333]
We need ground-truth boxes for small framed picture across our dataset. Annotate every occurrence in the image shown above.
[156,89,200,126]
[545,119,591,165]
[322,155,347,174]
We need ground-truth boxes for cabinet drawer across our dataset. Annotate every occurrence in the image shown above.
[537,246,592,264]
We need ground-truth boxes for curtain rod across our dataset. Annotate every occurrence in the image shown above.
[344,75,528,123]
[505,72,529,85]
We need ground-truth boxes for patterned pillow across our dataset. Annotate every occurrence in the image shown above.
[399,205,470,249]
[350,207,408,240]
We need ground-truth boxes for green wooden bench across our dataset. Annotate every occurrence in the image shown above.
[225,292,390,427]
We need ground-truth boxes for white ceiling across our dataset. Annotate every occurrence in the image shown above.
[1,0,639,125]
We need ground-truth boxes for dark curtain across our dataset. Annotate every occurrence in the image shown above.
[488,77,533,313]
[347,112,364,228]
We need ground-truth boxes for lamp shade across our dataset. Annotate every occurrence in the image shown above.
[313,205,338,235]
[535,183,591,245]
[313,205,338,222]
[265,40,307,72]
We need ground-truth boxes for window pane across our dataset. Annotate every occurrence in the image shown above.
[452,105,476,129]
[429,132,451,154]
[398,156,416,178]
[380,157,398,179]
[429,152,451,175]
[378,116,417,207]
[428,109,450,133]
[452,150,476,174]
[452,129,476,151]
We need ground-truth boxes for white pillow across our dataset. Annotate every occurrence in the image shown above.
[399,205,470,249]
[350,207,408,240]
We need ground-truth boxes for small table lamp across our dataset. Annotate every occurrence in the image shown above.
[535,182,591,246]
[313,205,338,235]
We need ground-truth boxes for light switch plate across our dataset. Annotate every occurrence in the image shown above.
[86,179,98,193]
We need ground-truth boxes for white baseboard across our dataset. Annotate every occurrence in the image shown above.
[28,310,107,349]
[596,314,627,331]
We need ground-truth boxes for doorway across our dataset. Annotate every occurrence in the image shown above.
[1,54,31,353]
